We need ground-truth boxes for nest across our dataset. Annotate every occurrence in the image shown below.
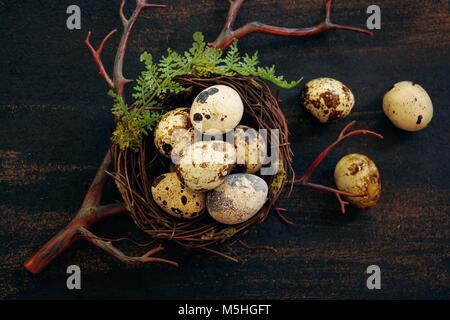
[112,76,294,253]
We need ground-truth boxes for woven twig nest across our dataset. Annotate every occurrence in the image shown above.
[112,76,294,252]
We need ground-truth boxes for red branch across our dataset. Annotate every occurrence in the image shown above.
[85,30,117,88]
[209,0,373,50]
[24,1,169,275]
[113,0,166,98]
[291,121,383,214]
[275,207,295,225]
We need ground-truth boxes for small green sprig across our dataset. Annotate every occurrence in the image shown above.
[111,32,302,151]
[109,90,162,151]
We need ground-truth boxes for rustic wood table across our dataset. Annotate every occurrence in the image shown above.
[0,0,448,299]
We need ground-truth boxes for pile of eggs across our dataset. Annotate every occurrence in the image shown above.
[301,77,433,210]
[151,85,269,225]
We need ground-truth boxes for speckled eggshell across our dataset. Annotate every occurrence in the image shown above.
[154,108,192,158]
[170,126,196,164]
[302,77,355,123]
[151,172,205,219]
[207,174,268,225]
[233,125,267,174]
[383,81,433,132]
[190,85,244,135]
[334,154,381,208]
[176,141,236,191]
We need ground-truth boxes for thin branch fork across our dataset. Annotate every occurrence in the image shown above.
[114,0,166,98]
[291,121,383,214]
[85,0,166,99]
[85,30,117,88]
[210,0,373,50]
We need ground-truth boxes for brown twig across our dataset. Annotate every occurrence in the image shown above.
[114,0,166,98]
[24,1,167,275]
[23,157,131,275]
[209,0,373,50]
[85,30,117,88]
[291,121,383,213]
[275,207,295,225]
[78,228,179,267]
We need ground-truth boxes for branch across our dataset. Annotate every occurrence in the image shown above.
[26,2,169,275]
[23,200,127,275]
[81,149,114,209]
[85,30,117,88]
[275,207,294,225]
[296,121,383,184]
[78,228,179,267]
[85,0,165,99]
[210,0,373,50]
[290,121,383,214]
[113,0,166,99]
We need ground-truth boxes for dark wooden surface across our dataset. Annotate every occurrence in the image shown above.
[0,0,449,299]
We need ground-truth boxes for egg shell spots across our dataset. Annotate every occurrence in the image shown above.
[383,81,433,132]
[233,125,267,174]
[151,172,206,219]
[334,154,381,208]
[154,108,192,158]
[176,141,236,191]
[207,174,268,225]
[170,126,197,164]
[190,85,244,134]
[302,77,355,123]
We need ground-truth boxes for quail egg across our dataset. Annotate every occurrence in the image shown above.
[334,153,381,208]
[153,108,192,157]
[176,140,236,191]
[151,172,206,219]
[383,81,433,132]
[170,127,197,164]
[190,85,244,135]
[302,77,355,123]
[207,174,268,225]
[233,125,267,174]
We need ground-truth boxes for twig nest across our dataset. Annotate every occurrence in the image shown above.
[234,125,267,174]
[190,85,244,134]
[175,140,236,191]
[154,108,192,157]
[302,77,354,123]
[151,172,205,219]
[383,81,433,132]
[207,174,268,225]
[334,154,381,208]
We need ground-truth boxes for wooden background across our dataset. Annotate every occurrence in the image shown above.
[0,0,449,299]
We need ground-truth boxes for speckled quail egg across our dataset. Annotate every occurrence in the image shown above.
[151,172,206,219]
[176,141,236,191]
[154,108,192,157]
[190,85,244,135]
[302,77,355,123]
[170,126,197,164]
[383,81,433,132]
[334,154,381,208]
[207,174,268,225]
[233,125,267,174]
